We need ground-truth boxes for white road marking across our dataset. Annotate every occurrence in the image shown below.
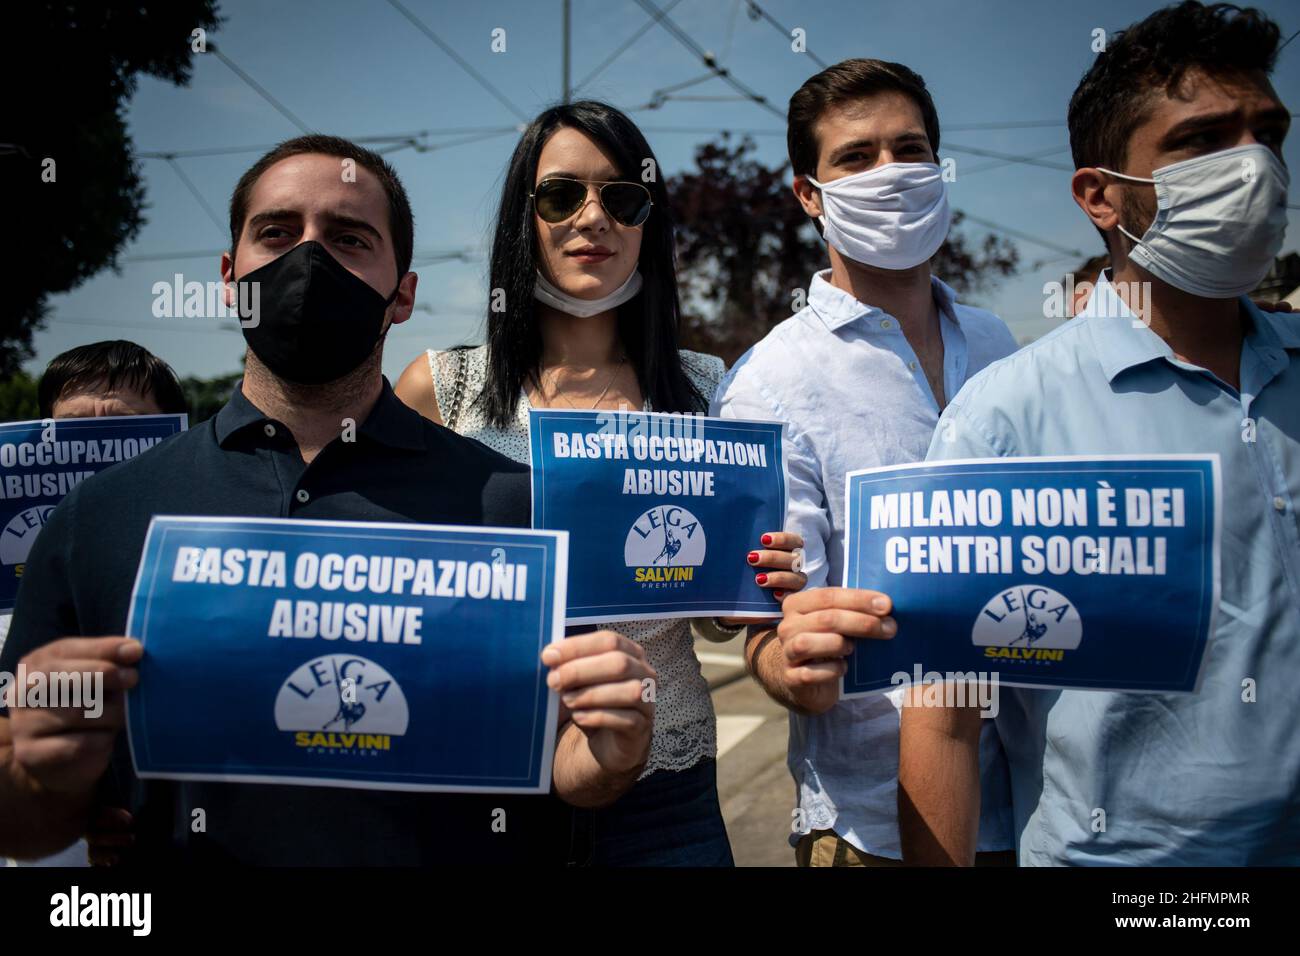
[716,714,766,759]
[697,651,745,668]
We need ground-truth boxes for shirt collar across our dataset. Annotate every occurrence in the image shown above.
[1080,271,1174,383]
[215,377,427,452]
[1248,298,1300,351]
[806,268,963,332]
[1084,270,1300,383]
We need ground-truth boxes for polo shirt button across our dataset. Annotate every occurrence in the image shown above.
[908,360,918,371]
[881,319,893,329]
[263,423,276,437]
[1274,496,1287,512]
[296,489,310,504]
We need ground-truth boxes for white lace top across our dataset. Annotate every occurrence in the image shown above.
[428,345,726,776]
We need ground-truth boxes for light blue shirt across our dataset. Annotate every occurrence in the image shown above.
[927,271,1300,865]
[713,269,1018,858]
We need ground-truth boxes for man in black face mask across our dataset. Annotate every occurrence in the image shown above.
[0,136,655,866]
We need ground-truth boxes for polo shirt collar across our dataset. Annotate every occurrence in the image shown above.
[807,268,964,332]
[216,377,426,452]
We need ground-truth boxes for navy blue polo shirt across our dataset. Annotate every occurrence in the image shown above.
[0,379,578,865]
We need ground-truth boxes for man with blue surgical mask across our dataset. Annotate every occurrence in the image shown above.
[713,58,1019,867]
[902,1,1299,865]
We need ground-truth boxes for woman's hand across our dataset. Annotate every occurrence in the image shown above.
[714,531,809,628]
[746,531,809,603]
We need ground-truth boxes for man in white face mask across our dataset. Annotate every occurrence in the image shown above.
[712,58,1020,867]
[904,1,1300,866]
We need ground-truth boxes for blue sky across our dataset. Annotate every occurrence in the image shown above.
[30,0,1300,382]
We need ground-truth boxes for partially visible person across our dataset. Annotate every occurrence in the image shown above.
[2,340,186,866]
[2,340,187,684]
[37,340,188,420]
[1065,254,1110,318]
[396,101,805,866]
[901,0,1298,866]
[713,58,1018,867]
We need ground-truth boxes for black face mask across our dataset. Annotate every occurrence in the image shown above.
[236,241,400,385]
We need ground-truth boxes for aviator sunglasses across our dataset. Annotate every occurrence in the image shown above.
[531,177,653,228]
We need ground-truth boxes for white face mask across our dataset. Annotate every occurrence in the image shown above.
[1098,143,1290,299]
[806,162,951,270]
[533,268,643,318]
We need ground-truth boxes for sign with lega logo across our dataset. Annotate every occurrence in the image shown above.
[623,504,707,575]
[126,516,567,793]
[530,408,788,623]
[0,414,187,612]
[840,456,1220,696]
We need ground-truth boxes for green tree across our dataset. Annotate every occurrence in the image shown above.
[2,0,222,378]
[668,135,1019,365]
[0,371,40,422]
[180,370,242,424]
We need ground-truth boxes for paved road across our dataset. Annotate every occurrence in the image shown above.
[696,633,796,867]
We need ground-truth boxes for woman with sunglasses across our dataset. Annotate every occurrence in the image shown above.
[396,101,805,866]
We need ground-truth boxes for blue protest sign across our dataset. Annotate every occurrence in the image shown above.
[529,408,788,623]
[126,517,567,793]
[841,456,1220,696]
[0,414,187,612]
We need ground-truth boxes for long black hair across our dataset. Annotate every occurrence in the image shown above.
[479,100,704,429]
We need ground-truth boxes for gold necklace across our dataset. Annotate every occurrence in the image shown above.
[542,355,626,409]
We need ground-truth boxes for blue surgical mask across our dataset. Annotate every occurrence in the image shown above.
[1098,144,1290,299]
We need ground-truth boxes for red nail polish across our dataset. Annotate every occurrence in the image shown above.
[756,573,768,585]
[761,534,773,546]
[773,590,785,600]
[747,551,760,564]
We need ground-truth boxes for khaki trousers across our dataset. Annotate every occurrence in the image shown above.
[795,829,1017,867]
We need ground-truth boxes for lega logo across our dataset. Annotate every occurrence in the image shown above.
[0,506,56,567]
[972,584,1082,660]
[624,504,707,569]
[275,654,409,753]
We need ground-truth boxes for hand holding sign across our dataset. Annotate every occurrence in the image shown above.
[5,636,141,795]
[842,456,1219,695]
[759,587,896,715]
[126,517,568,793]
[530,409,789,622]
[543,630,655,778]
[746,531,808,602]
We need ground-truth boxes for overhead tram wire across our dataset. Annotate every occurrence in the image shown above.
[138,126,519,162]
[207,43,311,134]
[941,143,1075,173]
[632,0,784,119]
[742,0,829,69]
[635,121,1069,136]
[382,0,529,122]
[955,211,1085,259]
[124,247,479,265]
[572,0,687,93]
[163,157,229,239]
[375,128,518,156]
[960,145,1073,177]
[135,120,1075,162]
